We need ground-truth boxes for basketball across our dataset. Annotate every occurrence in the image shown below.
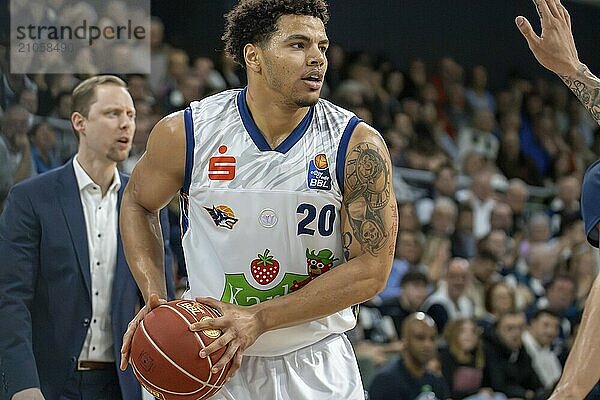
[130,299,231,400]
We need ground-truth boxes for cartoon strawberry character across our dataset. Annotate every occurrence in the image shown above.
[250,249,280,285]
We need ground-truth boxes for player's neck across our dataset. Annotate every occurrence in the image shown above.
[245,86,310,149]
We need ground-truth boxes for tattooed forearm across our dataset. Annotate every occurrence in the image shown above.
[560,65,600,126]
[343,142,391,256]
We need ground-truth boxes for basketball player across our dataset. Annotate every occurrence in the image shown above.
[119,0,397,399]
[517,0,600,398]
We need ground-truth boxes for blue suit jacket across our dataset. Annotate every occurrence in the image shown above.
[0,161,175,400]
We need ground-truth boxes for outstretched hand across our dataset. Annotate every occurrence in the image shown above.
[120,293,166,371]
[516,0,582,76]
[189,297,265,380]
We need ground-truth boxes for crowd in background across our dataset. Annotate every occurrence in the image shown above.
[1,11,600,400]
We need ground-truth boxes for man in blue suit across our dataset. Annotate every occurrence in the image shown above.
[0,75,174,400]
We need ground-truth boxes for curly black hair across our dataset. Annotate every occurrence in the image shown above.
[222,0,329,67]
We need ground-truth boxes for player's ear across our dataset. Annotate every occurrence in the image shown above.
[244,44,261,73]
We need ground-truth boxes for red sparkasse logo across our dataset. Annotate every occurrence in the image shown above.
[209,145,236,181]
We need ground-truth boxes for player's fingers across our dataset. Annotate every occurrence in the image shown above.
[147,293,166,309]
[211,343,239,374]
[516,16,541,49]
[546,0,561,19]
[561,3,571,28]
[189,316,227,332]
[194,296,224,314]
[199,331,233,357]
[224,351,244,381]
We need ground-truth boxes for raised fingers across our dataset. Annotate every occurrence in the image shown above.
[545,0,561,19]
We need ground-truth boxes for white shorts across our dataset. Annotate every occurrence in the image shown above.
[212,334,365,400]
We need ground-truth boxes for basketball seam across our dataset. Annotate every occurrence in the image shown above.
[138,319,222,391]
[164,302,228,384]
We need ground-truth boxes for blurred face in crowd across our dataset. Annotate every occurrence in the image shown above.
[546,278,576,313]
[458,320,480,353]
[430,202,456,236]
[557,176,581,208]
[30,123,57,154]
[446,258,469,301]
[506,181,528,214]
[402,314,437,369]
[491,203,513,234]
[489,283,514,315]
[398,203,420,232]
[497,313,526,352]
[2,106,30,146]
[529,312,560,348]
[396,231,422,264]
[471,256,496,283]
[435,167,456,197]
[401,280,428,312]
[528,215,551,242]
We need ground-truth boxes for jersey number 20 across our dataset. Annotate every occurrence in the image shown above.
[297,203,336,236]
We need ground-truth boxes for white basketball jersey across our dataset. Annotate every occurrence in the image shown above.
[180,88,361,356]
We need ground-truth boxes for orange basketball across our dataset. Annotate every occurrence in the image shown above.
[314,153,328,169]
[130,300,231,400]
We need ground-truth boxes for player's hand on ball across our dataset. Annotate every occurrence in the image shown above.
[189,296,265,380]
[120,293,166,371]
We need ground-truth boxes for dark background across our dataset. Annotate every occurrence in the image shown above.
[0,0,598,88]
[151,0,600,90]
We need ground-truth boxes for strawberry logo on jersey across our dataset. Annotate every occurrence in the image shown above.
[291,248,339,291]
[250,249,280,285]
[204,205,238,229]
[307,153,332,190]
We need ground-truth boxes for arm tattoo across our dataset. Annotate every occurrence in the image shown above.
[560,66,600,126]
[343,142,391,256]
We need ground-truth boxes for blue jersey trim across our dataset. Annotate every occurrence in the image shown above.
[236,87,314,154]
[180,106,195,234]
[335,116,361,193]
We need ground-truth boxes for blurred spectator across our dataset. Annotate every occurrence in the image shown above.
[505,179,530,238]
[497,130,544,187]
[457,110,499,163]
[466,249,501,319]
[490,202,513,236]
[568,247,597,312]
[451,203,477,259]
[483,311,545,400]
[478,281,516,333]
[416,161,457,225]
[28,121,61,173]
[465,65,495,113]
[398,202,422,232]
[147,17,173,97]
[0,105,36,207]
[423,197,458,238]
[526,275,577,360]
[420,234,452,286]
[378,229,424,301]
[522,309,562,391]
[457,169,496,239]
[378,271,429,337]
[549,175,581,236]
[423,258,474,332]
[369,313,449,400]
[440,318,505,400]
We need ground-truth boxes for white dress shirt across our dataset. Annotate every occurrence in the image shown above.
[73,156,120,362]
[522,330,562,389]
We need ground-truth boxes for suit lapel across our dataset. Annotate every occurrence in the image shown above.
[58,161,91,298]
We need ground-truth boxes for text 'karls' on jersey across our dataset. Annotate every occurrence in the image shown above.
[180,88,361,356]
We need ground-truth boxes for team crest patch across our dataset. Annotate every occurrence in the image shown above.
[204,205,238,229]
[307,153,332,190]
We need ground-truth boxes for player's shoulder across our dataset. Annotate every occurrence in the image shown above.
[190,88,242,114]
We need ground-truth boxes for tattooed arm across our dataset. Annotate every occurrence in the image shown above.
[516,2,600,398]
[516,0,600,126]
